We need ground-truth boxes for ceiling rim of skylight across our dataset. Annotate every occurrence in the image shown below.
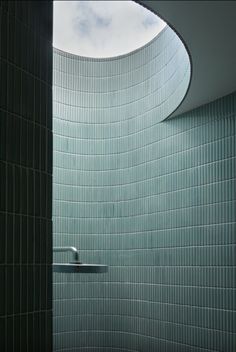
[53,25,170,62]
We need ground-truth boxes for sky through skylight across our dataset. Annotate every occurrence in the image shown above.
[53,1,166,58]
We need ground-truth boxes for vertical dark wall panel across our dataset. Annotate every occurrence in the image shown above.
[0,1,53,351]
[53,38,236,351]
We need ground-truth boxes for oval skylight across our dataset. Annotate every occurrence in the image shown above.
[53,1,166,58]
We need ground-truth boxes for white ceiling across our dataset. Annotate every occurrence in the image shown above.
[139,1,236,117]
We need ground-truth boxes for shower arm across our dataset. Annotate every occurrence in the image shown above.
[53,246,80,263]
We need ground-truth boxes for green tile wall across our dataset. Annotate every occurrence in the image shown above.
[52,27,235,352]
[0,1,53,351]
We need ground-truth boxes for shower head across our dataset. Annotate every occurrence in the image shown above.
[53,246,108,273]
[53,262,108,273]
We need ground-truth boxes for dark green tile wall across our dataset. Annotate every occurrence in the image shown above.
[0,1,53,351]
[53,34,235,352]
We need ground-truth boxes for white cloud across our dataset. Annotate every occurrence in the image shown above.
[53,1,166,58]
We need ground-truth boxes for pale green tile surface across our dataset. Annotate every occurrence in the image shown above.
[53,26,235,352]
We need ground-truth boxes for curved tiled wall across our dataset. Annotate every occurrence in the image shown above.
[53,23,236,352]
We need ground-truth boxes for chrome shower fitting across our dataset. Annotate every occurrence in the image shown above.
[53,246,108,273]
[53,246,80,263]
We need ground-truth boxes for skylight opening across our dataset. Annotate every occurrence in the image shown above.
[53,1,166,58]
